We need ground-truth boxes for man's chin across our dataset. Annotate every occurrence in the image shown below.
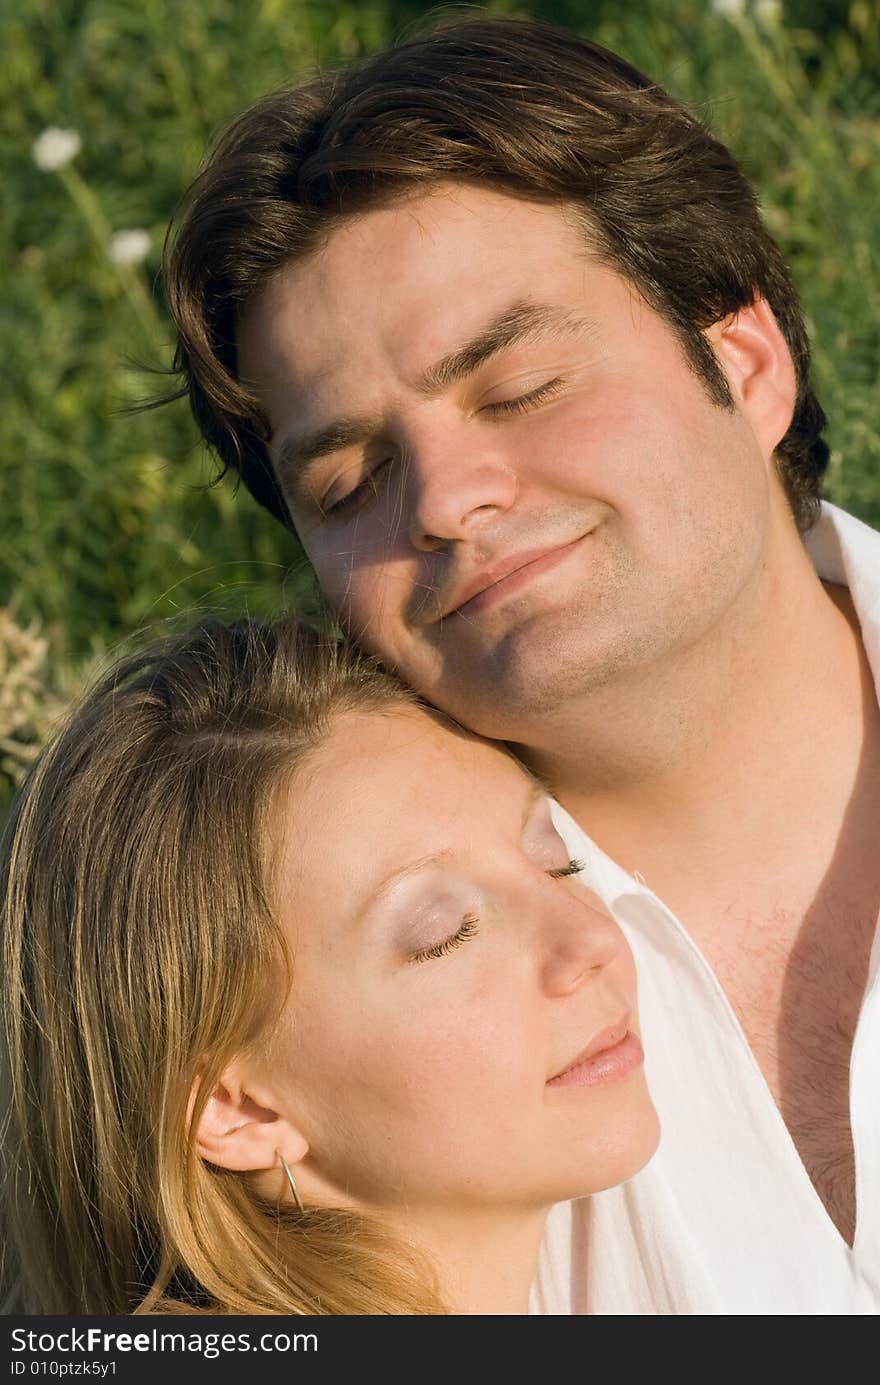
[429,616,623,739]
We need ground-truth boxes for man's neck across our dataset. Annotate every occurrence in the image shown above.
[516,504,880,1250]
[518,517,880,913]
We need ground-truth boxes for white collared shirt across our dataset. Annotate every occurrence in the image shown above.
[532,502,880,1315]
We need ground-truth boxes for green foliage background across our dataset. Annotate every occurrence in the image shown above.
[1,0,879,811]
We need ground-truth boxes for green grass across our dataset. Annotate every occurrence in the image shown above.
[1,0,879,812]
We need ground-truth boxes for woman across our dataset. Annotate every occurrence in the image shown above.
[0,617,658,1315]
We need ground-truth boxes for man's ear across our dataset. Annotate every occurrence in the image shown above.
[191,1067,309,1174]
[706,296,797,459]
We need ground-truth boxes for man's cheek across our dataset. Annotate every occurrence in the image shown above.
[305,539,364,608]
[334,575,406,653]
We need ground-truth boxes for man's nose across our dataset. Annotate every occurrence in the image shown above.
[539,889,626,998]
[402,426,519,550]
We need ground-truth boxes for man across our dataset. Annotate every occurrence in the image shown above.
[163,18,880,1312]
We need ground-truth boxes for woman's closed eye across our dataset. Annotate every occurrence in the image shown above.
[407,913,480,965]
[406,859,585,965]
[547,857,585,879]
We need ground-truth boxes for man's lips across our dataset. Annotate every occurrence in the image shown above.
[441,535,588,620]
[546,1014,643,1088]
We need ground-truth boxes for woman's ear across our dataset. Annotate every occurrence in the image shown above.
[190,1067,309,1174]
[706,296,797,459]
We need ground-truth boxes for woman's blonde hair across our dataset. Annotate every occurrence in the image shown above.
[0,616,446,1314]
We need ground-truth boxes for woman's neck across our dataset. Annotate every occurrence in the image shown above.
[395,1205,550,1315]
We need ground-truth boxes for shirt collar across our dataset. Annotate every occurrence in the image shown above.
[806,500,880,691]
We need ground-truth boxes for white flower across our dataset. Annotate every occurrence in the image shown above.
[712,0,746,15]
[31,127,81,171]
[107,229,151,267]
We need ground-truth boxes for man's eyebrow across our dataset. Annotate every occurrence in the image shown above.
[275,299,591,494]
[414,299,589,397]
[277,415,383,498]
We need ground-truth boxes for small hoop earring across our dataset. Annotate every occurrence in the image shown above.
[276,1149,304,1213]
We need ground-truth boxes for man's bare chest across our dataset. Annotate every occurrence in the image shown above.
[693,891,876,1247]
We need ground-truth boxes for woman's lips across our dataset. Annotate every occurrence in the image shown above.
[546,1031,644,1089]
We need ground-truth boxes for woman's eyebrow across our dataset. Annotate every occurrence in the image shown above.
[356,847,456,922]
[520,775,547,824]
[274,299,592,497]
[355,779,546,924]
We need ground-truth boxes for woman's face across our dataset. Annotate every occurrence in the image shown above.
[264,702,658,1216]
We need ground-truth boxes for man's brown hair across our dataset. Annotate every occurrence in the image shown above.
[163,15,828,533]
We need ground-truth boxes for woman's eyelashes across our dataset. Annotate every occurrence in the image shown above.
[320,377,566,518]
[547,857,586,879]
[405,859,586,965]
[407,913,480,966]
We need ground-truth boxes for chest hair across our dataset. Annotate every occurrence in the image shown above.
[701,892,875,1248]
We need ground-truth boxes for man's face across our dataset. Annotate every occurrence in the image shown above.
[237,183,775,740]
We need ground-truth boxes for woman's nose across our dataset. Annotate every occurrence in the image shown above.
[539,889,626,998]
